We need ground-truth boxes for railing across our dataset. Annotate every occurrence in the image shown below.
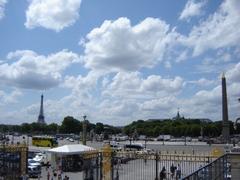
[183,154,231,180]
[111,151,216,180]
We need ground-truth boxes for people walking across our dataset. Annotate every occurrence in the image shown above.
[160,166,166,180]
[170,163,176,178]
[176,164,181,179]
[47,171,50,180]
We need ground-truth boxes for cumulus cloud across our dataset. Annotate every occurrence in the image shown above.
[183,0,240,56]
[179,0,206,21]
[227,62,240,83]
[0,0,7,20]
[60,72,185,124]
[101,72,184,105]
[187,78,215,87]
[82,17,181,72]
[0,50,80,90]
[25,0,82,31]
[0,89,22,105]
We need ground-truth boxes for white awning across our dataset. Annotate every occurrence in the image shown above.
[47,144,96,155]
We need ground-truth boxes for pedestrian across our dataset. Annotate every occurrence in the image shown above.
[21,174,28,180]
[160,166,166,180]
[53,170,57,177]
[47,171,50,180]
[63,175,68,180]
[170,163,176,178]
[176,164,181,179]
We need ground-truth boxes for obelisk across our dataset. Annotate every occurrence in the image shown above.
[221,73,230,143]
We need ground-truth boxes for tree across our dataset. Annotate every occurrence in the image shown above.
[95,122,104,134]
[60,116,81,134]
[47,123,59,134]
[21,123,32,134]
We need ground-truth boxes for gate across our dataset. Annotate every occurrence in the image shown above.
[0,145,28,180]
[60,147,217,180]
[61,151,102,180]
[111,151,215,180]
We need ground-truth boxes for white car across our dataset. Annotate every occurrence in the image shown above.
[33,153,48,165]
[68,138,74,142]
[28,159,41,167]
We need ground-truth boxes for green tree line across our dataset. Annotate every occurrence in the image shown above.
[0,116,120,135]
[0,117,239,138]
[124,119,239,137]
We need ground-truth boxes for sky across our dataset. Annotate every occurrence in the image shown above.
[0,0,239,125]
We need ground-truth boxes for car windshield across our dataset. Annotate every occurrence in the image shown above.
[29,159,37,163]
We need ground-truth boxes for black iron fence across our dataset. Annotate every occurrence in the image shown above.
[60,150,219,180]
[183,154,231,180]
[0,145,27,180]
[111,151,215,180]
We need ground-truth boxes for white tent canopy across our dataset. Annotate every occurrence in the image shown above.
[47,144,96,155]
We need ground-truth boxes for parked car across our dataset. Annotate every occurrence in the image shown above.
[28,159,41,167]
[68,138,74,142]
[33,153,48,165]
[28,165,41,178]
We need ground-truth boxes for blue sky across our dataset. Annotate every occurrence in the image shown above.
[0,0,239,125]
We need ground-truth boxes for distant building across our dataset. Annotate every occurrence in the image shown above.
[198,118,212,123]
[37,94,46,124]
[147,119,167,122]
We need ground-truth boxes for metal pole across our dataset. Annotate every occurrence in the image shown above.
[145,138,147,149]
[155,152,158,180]
[82,115,87,145]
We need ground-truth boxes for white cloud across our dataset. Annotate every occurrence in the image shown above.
[141,75,183,93]
[83,17,181,72]
[102,72,184,99]
[176,50,188,63]
[179,0,206,21]
[183,0,240,56]
[188,78,215,87]
[0,50,80,90]
[0,0,7,20]
[140,97,176,112]
[0,89,22,105]
[227,62,240,83]
[25,0,82,31]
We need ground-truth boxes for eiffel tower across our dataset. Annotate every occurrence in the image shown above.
[37,94,46,124]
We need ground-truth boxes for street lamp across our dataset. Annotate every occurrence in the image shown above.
[144,137,147,149]
[82,115,87,145]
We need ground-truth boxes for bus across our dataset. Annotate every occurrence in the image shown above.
[32,136,58,147]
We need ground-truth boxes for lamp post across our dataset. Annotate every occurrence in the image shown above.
[145,137,147,149]
[82,115,87,145]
